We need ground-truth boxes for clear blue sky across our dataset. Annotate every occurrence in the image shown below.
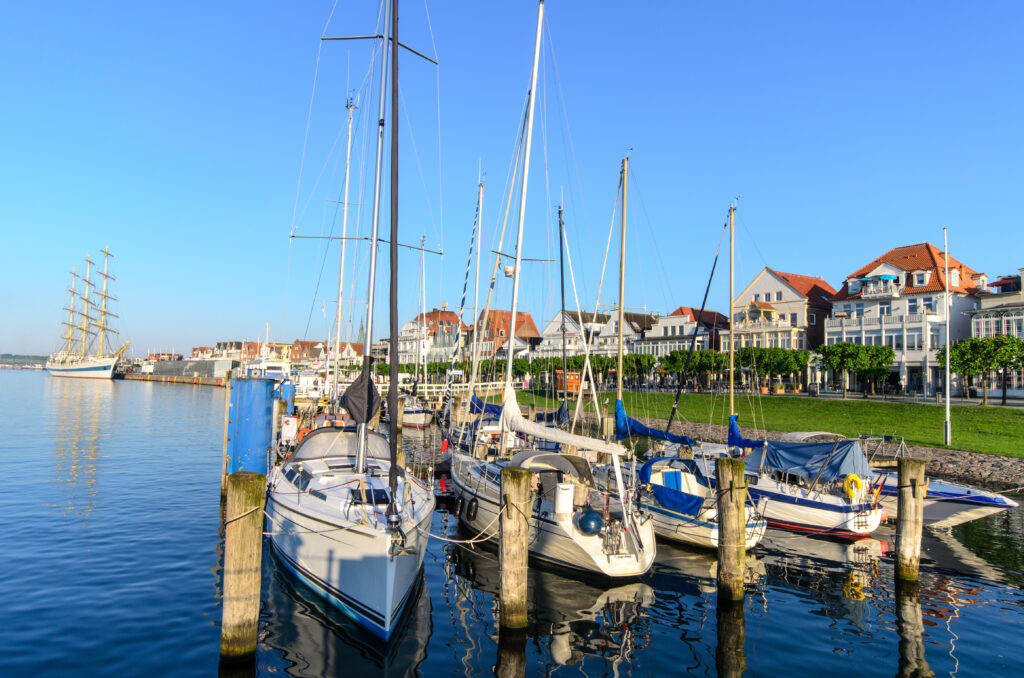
[3,1,1021,356]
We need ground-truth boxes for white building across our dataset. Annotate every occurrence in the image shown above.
[824,243,986,396]
[965,268,1024,398]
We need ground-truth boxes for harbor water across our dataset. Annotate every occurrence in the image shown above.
[2,370,1022,676]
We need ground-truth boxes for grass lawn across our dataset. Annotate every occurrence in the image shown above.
[505,389,1024,458]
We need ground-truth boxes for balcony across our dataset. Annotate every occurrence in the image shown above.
[859,281,901,299]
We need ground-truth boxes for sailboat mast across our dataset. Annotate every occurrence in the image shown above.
[417,234,426,385]
[387,0,400,490]
[558,206,567,405]
[943,227,951,445]
[80,255,93,357]
[728,204,736,416]
[356,0,391,472]
[616,156,627,402]
[333,98,355,406]
[96,247,113,357]
[466,181,484,415]
[66,269,77,354]
[502,0,544,390]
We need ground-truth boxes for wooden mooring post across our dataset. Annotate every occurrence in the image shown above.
[220,471,266,661]
[395,395,405,429]
[896,457,928,581]
[499,466,531,628]
[715,457,746,601]
[220,383,233,498]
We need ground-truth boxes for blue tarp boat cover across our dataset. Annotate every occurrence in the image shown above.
[535,400,570,426]
[470,392,503,417]
[638,457,705,516]
[728,414,765,449]
[615,399,696,446]
[746,439,870,482]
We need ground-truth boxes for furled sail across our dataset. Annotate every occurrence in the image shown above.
[500,385,625,456]
[470,392,503,417]
[615,399,695,446]
[728,413,765,449]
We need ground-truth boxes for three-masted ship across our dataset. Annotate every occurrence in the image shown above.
[46,247,129,379]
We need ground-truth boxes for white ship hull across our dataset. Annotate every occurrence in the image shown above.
[402,408,433,429]
[45,355,117,380]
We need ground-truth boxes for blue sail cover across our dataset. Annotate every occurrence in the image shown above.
[745,439,870,482]
[728,414,765,449]
[470,392,503,417]
[638,457,704,516]
[615,400,695,446]
[535,400,570,425]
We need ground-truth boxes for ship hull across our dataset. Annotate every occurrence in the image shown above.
[46,356,117,380]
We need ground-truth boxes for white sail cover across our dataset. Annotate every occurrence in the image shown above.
[499,385,625,456]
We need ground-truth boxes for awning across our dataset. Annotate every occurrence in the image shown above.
[879,274,899,280]
[858,277,873,282]
[988,278,1020,287]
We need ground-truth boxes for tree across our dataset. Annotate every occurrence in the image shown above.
[860,345,895,396]
[937,338,988,402]
[986,335,1024,406]
[816,342,866,399]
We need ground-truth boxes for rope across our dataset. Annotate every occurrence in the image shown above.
[428,496,506,544]
[224,505,260,525]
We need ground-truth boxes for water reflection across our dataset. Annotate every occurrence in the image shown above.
[715,596,746,678]
[445,537,654,673]
[47,377,112,522]
[260,551,431,677]
[895,579,932,678]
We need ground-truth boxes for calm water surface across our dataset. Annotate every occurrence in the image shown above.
[2,370,1022,676]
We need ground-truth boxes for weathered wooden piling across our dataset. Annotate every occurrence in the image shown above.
[527,403,536,423]
[220,471,266,661]
[895,578,931,677]
[715,594,747,678]
[499,466,531,628]
[396,395,405,429]
[220,383,233,497]
[495,625,528,678]
[715,457,747,601]
[896,457,928,580]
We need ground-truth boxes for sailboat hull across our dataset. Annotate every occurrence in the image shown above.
[45,356,117,380]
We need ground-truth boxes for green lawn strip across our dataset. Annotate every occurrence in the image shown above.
[507,389,1024,458]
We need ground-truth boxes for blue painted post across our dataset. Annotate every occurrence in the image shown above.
[227,378,275,476]
[280,378,296,415]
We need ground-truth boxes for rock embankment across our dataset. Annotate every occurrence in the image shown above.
[613,415,1024,493]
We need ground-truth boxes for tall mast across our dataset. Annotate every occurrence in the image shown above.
[80,255,94,357]
[943,227,951,445]
[64,269,77,354]
[356,0,391,473]
[558,205,567,407]
[418,234,426,385]
[502,0,544,390]
[728,204,736,416]
[466,181,484,411]
[95,246,115,357]
[387,0,400,494]
[333,98,356,406]
[616,156,627,402]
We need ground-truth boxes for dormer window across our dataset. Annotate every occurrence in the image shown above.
[950,270,960,287]
[849,280,860,294]
[915,272,928,286]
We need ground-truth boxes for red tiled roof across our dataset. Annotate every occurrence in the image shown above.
[476,309,540,353]
[751,301,775,310]
[669,306,729,329]
[768,269,837,302]
[414,308,471,337]
[832,243,984,301]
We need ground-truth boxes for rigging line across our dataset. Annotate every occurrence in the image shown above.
[544,17,598,296]
[290,0,339,237]
[627,165,675,312]
[398,87,441,256]
[421,0,445,310]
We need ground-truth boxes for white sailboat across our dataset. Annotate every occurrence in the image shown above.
[266,0,435,640]
[448,0,655,578]
[47,247,129,379]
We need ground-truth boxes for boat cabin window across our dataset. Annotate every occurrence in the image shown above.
[349,488,390,505]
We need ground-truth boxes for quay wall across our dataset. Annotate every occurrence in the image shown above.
[124,373,228,388]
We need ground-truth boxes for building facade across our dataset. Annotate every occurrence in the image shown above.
[825,243,986,395]
[721,268,835,352]
[965,268,1024,398]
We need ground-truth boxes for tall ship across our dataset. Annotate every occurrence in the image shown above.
[46,247,129,379]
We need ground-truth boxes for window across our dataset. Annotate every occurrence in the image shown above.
[907,331,923,350]
[663,327,668,336]
[908,298,919,314]
[809,313,816,325]
[929,327,942,350]
[843,304,852,314]
[879,301,891,316]
[885,333,903,350]
[790,312,798,326]
[855,303,864,317]
[754,294,760,302]
[775,291,783,301]
[923,297,935,313]
[499,329,506,337]
[915,273,925,286]
[849,280,860,294]
[950,270,960,286]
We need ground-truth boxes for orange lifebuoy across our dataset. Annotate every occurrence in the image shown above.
[297,427,311,442]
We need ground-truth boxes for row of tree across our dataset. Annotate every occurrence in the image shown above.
[937,335,1024,406]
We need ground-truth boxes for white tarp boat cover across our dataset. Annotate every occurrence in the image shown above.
[500,385,625,456]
